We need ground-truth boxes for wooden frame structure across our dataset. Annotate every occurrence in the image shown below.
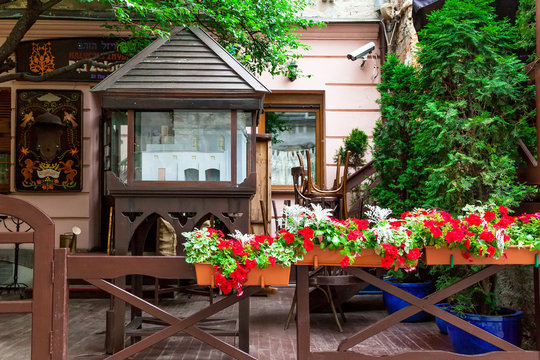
[91,26,269,352]
[295,264,540,360]
[0,195,57,358]
[3,189,540,360]
[53,250,256,360]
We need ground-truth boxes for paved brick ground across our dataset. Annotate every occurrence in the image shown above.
[0,287,452,359]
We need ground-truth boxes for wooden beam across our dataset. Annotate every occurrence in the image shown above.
[67,256,195,279]
[0,232,33,244]
[0,300,32,313]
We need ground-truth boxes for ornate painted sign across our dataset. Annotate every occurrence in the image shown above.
[15,90,82,192]
[16,38,129,81]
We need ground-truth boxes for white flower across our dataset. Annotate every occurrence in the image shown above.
[372,222,393,244]
[365,205,393,223]
[229,230,254,245]
[495,228,506,253]
[309,204,334,224]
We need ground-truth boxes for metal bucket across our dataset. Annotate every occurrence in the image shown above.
[59,233,76,253]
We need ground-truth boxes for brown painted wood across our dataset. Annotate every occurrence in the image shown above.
[102,96,262,110]
[88,278,260,360]
[346,160,375,192]
[339,267,520,352]
[91,28,178,92]
[310,351,540,360]
[135,62,230,70]
[231,110,238,185]
[0,195,55,359]
[127,110,134,185]
[239,298,250,353]
[92,27,269,94]
[52,248,68,360]
[117,76,245,83]
[0,301,32,313]
[68,256,195,279]
[112,82,252,90]
[296,265,311,360]
[189,27,269,93]
[127,69,237,77]
[0,232,34,243]
[535,267,540,350]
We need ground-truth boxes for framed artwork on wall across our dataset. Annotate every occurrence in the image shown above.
[15,90,82,192]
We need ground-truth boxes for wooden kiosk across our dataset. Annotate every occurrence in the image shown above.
[91,26,269,352]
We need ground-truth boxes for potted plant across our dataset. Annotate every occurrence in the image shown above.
[382,264,434,322]
[278,204,421,270]
[423,204,540,265]
[183,228,298,295]
[433,266,523,355]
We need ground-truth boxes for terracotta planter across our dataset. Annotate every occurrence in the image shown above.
[194,263,291,288]
[296,246,384,267]
[423,245,540,265]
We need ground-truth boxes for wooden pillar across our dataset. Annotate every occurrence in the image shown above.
[535,267,540,349]
[296,265,310,360]
[238,296,250,353]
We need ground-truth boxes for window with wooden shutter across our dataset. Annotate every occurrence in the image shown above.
[0,89,11,193]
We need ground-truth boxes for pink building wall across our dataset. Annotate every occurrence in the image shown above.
[258,22,382,218]
[0,20,382,246]
[0,20,113,250]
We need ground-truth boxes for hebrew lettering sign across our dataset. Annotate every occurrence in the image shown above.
[16,38,129,81]
[15,90,82,192]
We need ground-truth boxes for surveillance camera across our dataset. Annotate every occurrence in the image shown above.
[347,42,376,61]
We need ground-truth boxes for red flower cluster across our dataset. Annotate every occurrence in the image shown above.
[298,227,315,252]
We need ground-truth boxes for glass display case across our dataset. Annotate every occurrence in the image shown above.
[108,109,255,185]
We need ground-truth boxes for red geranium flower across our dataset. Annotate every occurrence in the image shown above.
[298,227,314,241]
[486,245,496,258]
[268,256,276,266]
[429,226,442,238]
[483,211,496,223]
[303,237,314,252]
[347,229,363,241]
[381,256,394,269]
[340,256,350,268]
[479,229,495,242]
[353,218,370,229]
[245,258,257,269]
[464,214,482,227]
[406,248,421,260]
[282,231,295,244]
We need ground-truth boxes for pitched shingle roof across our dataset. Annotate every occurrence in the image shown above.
[92,27,269,93]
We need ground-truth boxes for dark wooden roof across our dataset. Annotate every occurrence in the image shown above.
[91,27,269,94]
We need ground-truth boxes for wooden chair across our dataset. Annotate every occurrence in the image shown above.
[293,150,350,219]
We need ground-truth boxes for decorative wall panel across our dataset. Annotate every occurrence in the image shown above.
[15,90,82,192]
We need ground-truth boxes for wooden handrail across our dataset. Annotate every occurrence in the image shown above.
[518,138,538,168]
[346,160,375,192]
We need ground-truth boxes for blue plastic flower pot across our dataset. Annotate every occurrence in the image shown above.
[382,279,433,322]
[446,307,522,355]
[435,303,450,334]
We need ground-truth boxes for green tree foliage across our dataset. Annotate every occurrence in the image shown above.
[0,0,320,82]
[371,55,425,214]
[516,0,536,63]
[334,128,369,170]
[372,0,536,215]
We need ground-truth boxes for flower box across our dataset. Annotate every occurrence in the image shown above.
[296,246,384,267]
[194,263,291,288]
[423,245,540,265]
